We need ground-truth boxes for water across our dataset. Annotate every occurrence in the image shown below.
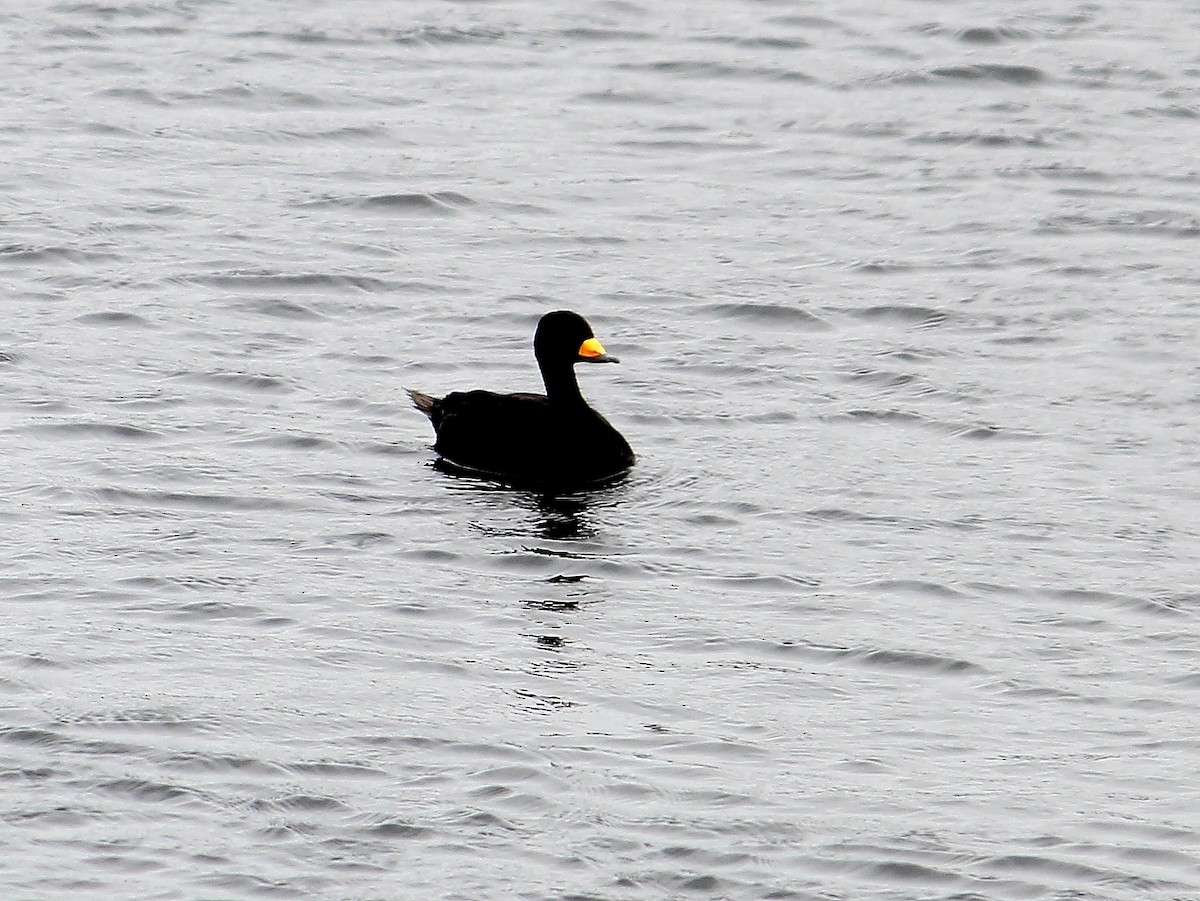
[3,1,1199,898]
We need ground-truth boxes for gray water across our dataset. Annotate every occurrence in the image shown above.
[4,1,1200,899]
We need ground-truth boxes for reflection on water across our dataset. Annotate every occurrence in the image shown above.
[436,457,632,543]
[531,493,595,541]
[524,487,619,542]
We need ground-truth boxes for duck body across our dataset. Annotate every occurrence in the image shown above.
[408,311,635,488]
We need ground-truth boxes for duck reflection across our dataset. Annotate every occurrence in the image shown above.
[524,469,631,541]
[525,491,592,541]
[429,464,625,715]
[441,460,629,543]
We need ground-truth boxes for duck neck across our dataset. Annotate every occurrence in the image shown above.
[540,360,584,406]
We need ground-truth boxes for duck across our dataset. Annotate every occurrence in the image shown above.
[407,311,635,488]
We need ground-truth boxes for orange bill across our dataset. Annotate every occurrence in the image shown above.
[578,337,607,359]
[578,337,619,362]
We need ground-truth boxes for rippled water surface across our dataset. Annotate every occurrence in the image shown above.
[4,1,1200,899]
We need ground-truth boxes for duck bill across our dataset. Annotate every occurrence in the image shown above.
[578,337,619,364]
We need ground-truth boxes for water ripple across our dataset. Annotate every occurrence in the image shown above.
[5,2,1200,899]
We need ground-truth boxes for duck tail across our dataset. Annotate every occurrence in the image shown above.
[406,388,438,418]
